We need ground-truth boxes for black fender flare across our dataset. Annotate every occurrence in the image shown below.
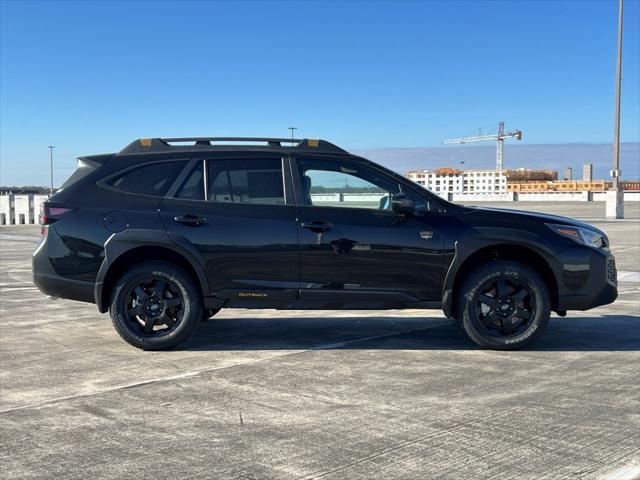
[94,229,210,312]
[441,227,560,318]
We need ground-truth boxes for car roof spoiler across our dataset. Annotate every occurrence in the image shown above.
[118,137,348,155]
[77,153,114,166]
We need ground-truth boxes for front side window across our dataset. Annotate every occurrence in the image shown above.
[297,157,401,210]
[206,158,284,205]
[109,161,186,196]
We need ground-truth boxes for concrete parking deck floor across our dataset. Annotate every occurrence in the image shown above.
[1,202,638,479]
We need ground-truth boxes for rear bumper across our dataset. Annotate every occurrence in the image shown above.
[32,231,95,304]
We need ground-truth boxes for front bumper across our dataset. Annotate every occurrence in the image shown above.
[556,248,618,311]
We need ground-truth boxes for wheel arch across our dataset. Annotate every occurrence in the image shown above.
[443,242,559,318]
[95,230,209,313]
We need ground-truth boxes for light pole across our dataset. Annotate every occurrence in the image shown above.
[48,146,55,197]
[288,127,297,144]
[612,0,623,190]
[607,0,624,219]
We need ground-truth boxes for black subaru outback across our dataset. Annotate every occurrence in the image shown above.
[33,137,617,350]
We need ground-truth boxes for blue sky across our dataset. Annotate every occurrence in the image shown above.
[1,0,639,185]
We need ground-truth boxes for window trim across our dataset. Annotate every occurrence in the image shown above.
[168,156,290,206]
[292,154,447,214]
[97,158,192,199]
[203,160,209,201]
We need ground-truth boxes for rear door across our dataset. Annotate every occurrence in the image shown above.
[159,154,299,306]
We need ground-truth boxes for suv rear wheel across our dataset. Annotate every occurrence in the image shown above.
[109,261,203,350]
[456,261,550,350]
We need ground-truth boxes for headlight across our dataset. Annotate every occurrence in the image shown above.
[546,223,607,249]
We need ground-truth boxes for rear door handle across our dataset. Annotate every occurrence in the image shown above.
[174,214,207,226]
[301,221,332,232]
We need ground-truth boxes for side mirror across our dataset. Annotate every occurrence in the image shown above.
[391,193,415,215]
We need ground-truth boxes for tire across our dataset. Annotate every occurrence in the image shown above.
[109,261,203,350]
[456,261,550,350]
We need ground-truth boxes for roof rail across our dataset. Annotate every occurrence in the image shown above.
[118,137,348,155]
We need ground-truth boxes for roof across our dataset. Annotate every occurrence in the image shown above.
[118,137,349,156]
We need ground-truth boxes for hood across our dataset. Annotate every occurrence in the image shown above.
[464,206,604,234]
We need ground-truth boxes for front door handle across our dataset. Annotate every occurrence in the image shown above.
[301,221,332,232]
[174,214,207,226]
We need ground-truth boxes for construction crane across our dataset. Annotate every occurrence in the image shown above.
[442,121,522,173]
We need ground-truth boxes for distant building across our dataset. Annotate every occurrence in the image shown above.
[583,163,593,182]
[504,168,557,182]
[621,181,640,191]
[406,169,507,193]
[564,167,573,181]
[507,180,609,193]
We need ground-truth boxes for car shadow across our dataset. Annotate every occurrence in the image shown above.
[179,314,640,352]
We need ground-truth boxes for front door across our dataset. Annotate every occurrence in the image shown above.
[159,155,299,306]
[293,156,445,307]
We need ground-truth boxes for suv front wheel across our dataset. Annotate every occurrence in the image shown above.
[456,261,550,350]
[109,261,203,350]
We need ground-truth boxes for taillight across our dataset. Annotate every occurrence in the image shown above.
[40,202,75,228]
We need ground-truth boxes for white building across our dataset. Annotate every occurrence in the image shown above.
[406,169,507,194]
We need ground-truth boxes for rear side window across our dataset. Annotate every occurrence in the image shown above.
[109,161,186,196]
[207,158,284,205]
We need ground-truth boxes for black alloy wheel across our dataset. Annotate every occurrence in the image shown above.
[110,261,203,350]
[456,261,551,350]
[472,276,536,337]
[125,277,184,336]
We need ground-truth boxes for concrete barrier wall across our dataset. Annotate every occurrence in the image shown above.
[451,192,515,202]
[310,193,341,202]
[0,190,638,226]
[343,193,387,202]
[593,191,640,202]
[0,195,15,225]
[312,191,639,204]
[312,190,640,204]
[517,192,591,202]
[32,195,49,222]
[450,191,638,202]
[310,193,387,203]
[13,195,33,224]
[0,194,47,225]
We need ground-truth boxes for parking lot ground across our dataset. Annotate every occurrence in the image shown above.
[1,202,639,479]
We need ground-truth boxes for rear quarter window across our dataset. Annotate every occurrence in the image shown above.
[108,161,186,196]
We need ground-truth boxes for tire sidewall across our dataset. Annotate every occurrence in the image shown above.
[458,262,550,350]
[110,262,203,350]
